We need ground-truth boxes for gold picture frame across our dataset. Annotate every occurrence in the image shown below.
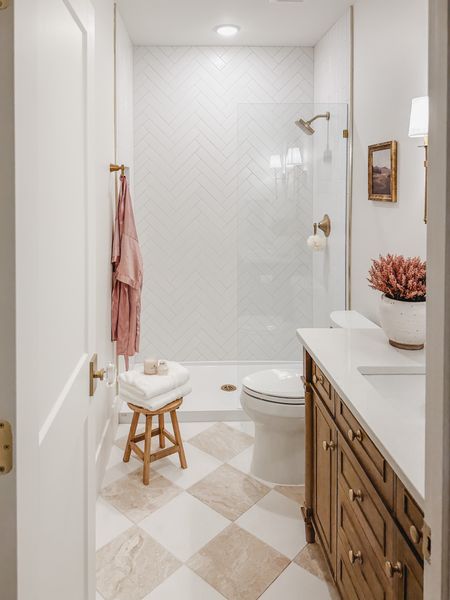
[368,141,398,202]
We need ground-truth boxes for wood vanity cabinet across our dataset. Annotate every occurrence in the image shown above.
[312,392,337,574]
[303,351,424,600]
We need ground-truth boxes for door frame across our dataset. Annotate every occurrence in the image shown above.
[0,0,17,597]
[425,0,450,597]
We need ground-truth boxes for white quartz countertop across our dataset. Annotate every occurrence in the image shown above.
[296,327,426,509]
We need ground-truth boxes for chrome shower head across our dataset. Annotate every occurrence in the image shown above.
[295,111,330,135]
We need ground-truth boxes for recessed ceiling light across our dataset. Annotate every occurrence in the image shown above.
[214,24,240,37]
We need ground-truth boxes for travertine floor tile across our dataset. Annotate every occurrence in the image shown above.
[188,464,270,520]
[189,422,253,461]
[139,492,230,561]
[274,484,305,506]
[294,542,334,583]
[96,526,181,600]
[102,468,182,523]
[236,490,306,559]
[96,496,134,551]
[259,562,336,599]
[143,565,226,599]
[187,524,290,600]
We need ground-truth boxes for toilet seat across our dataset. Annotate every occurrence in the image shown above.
[242,368,304,406]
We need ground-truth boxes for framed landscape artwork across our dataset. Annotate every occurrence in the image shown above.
[368,141,398,202]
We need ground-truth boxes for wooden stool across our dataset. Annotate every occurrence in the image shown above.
[123,398,188,485]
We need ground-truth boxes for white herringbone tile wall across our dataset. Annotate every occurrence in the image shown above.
[134,46,314,361]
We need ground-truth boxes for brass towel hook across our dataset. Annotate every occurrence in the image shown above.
[313,214,331,237]
[110,163,127,176]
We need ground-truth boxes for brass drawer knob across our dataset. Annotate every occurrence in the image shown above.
[349,488,363,502]
[348,428,363,443]
[322,440,336,451]
[349,549,363,565]
[409,525,422,545]
[385,561,403,578]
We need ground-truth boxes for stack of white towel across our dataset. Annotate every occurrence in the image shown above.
[119,361,191,411]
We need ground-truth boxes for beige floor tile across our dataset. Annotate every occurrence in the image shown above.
[188,422,253,461]
[294,542,334,584]
[188,464,270,521]
[115,425,159,453]
[187,524,290,600]
[101,468,182,523]
[274,484,305,506]
[96,526,181,600]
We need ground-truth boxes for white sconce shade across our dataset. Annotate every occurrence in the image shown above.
[408,96,429,138]
[270,154,282,169]
[286,147,303,166]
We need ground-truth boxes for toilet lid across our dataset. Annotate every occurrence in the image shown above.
[242,369,303,404]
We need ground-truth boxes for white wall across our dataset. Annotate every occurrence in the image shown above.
[134,46,314,361]
[351,0,428,321]
[92,0,117,488]
[313,10,351,325]
[115,11,134,193]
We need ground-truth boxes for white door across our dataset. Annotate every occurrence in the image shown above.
[14,0,96,598]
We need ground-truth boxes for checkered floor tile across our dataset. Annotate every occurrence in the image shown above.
[96,422,338,600]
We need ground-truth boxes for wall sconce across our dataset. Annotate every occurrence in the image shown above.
[408,96,429,223]
[286,147,303,167]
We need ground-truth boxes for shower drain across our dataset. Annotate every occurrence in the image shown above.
[221,384,237,392]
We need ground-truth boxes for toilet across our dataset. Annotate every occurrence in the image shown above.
[240,311,378,485]
[241,368,305,485]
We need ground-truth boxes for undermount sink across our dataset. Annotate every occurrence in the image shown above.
[358,368,426,408]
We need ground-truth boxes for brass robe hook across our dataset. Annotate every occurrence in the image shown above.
[312,214,331,237]
[110,163,127,176]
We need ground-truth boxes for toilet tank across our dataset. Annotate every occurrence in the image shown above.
[330,310,379,329]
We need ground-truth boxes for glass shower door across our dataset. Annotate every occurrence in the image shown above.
[236,102,348,377]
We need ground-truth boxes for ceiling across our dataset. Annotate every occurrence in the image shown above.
[117,0,353,47]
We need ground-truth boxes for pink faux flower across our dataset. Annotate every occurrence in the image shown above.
[368,254,426,302]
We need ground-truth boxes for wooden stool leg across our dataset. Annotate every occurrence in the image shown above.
[170,409,187,469]
[143,415,153,485]
[123,410,139,463]
[158,414,165,448]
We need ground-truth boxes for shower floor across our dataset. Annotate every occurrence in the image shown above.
[119,361,302,423]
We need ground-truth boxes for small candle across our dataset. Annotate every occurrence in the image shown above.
[157,360,169,376]
[144,358,158,375]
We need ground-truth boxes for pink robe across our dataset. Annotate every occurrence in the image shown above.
[111,175,143,369]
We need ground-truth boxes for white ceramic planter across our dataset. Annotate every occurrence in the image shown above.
[379,294,426,350]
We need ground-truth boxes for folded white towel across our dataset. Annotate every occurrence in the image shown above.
[120,382,192,412]
[119,361,190,400]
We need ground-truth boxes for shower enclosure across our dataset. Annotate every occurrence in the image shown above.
[126,98,348,421]
[178,102,349,419]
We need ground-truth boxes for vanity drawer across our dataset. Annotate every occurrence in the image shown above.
[395,479,424,561]
[336,397,394,508]
[337,496,394,600]
[312,362,334,415]
[338,432,396,575]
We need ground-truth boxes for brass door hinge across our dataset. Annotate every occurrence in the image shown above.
[343,129,349,138]
[0,0,10,9]
[422,521,431,563]
[0,421,13,474]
